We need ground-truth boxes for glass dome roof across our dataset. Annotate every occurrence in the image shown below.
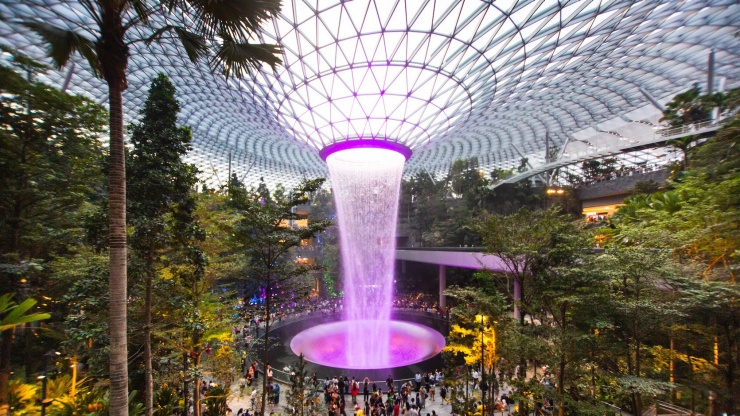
[1,0,738,186]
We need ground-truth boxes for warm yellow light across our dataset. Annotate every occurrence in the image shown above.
[546,187,566,195]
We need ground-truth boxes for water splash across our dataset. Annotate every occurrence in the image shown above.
[325,147,405,368]
[290,320,446,369]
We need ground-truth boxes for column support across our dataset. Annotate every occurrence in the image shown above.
[439,265,446,312]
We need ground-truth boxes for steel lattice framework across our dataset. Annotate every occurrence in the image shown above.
[1,0,738,187]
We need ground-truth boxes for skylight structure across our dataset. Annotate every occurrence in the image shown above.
[1,0,738,186]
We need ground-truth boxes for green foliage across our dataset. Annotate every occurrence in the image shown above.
[50,251,110,378]
[227,178,330,415]
[153,387,181,416]
[229,178,331,294]
[285,354,322,416]
[660,84,713,127]
[580,158,618,182]
[0,293,50,331]
[0,53,106,287]
[8,379,39,415]
[203,385,229,416]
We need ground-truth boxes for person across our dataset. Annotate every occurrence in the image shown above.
[248,365,255,386]
[429,386,435,402]
[439,386,447,405]
[471,369,480,390]
[355,404,363,416]
[250,388,257,410]
[363,377,371,403]
[418,387,426,409]
[414,373,422,391]
[495,398,505,411]
[266,363,273,381]
[272,383,280,404]
[351,379,360,404]
[267,383,274,406]
[386,375,393,391]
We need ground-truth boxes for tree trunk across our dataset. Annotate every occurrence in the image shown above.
[97,4,129,414]
[183,352,189,416]
[720,323,737,415]
[558,304,566,416]
[0,329,14,416]
[107,80,129,416]
[144,268,153,416]
[194,353,201,416]
[260,283,272,416]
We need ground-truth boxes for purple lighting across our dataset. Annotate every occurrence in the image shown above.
[290,320,446,369]
[289,141,444,369]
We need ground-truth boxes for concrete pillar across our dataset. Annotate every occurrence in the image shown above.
[439,265,446,311]
[513,278,521,322]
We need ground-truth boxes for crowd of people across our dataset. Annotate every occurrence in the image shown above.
[313,372,447,416]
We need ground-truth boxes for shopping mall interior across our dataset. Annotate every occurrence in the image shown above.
[0,1,738,415]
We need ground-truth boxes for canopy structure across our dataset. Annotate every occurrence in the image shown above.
[1,0,738,187]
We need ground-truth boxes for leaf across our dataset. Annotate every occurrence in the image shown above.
[212,38,282,79]
[20,21,101,77]
[0,294,51,331]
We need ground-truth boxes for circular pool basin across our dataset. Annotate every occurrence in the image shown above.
[290,319,446,370]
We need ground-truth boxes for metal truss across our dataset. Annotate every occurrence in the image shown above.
[1,0,738,187]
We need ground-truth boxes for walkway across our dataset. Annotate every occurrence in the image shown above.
[226,379,517,416]
[495,118,729,188]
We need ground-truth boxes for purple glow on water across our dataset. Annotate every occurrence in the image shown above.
[291,320,446,369]
[325,146,407,368]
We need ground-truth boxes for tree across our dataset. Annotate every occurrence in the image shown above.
[659,85,737,167]
[0,53,106,414]
[285,354,322,416]
[21,2,282,413]
[608,114,740,413]
[127,73,201,416]
[473,208,604,415]
[593,247,686,415]
[580,157,618,182]
[228,179,330,416]
[400,171,448,246]
[660,84,714,128]
[444,279,509,415]
[474,207,577,324]
[49,250,111,380]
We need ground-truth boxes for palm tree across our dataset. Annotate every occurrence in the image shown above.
[18,2,282,416]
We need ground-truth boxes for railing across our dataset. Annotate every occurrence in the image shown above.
[655,400,702,416]
[600,401,630,415]
[655,119,717,138]
[247,308,449,384]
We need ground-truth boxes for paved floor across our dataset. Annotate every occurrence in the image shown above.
[227,381,515,416]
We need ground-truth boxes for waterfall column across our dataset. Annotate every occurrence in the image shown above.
[321,140,411,367]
